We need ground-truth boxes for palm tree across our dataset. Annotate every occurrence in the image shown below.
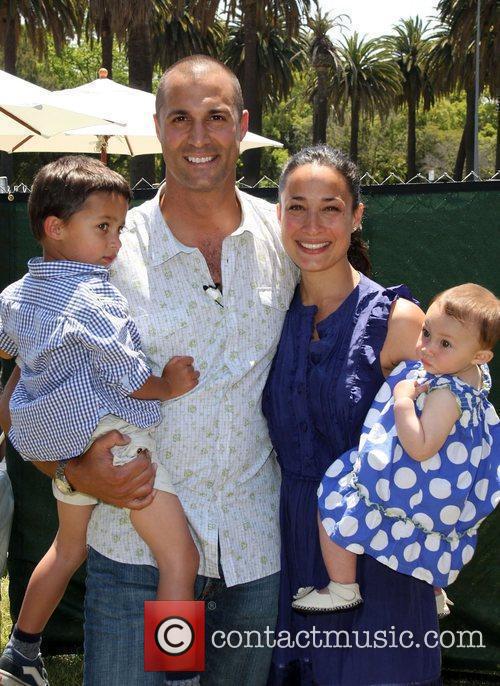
[0,0,80,75]
[223,0,311,184]
[385,17,434,179]
[224,15,308,175]
[331,33,401,162]
[435,0,498,175]
[306,7,344,145]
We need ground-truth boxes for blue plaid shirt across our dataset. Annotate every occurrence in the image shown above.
[0,258,161,461]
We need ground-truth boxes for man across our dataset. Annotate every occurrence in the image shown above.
[1,56,296,685]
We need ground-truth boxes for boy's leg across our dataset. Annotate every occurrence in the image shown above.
[16,500,91,633]
[130,492,199,600]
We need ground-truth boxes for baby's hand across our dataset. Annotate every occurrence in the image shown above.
[161,356,200,399]
[394,378,428,403]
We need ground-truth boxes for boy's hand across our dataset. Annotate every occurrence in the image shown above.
[394,379,428,403]
[161,355,199,399]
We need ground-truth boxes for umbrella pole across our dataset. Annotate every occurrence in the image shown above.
[100,135,109,165]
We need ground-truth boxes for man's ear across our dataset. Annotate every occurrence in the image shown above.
[43,216,64,240]
[473,349,493,365]
[239,109,249,141]
[153,113,161,141]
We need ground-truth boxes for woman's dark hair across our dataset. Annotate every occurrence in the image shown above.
[278,145,371,276]
[29,155,131,241]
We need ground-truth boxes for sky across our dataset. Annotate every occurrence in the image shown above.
[318,0,440,39]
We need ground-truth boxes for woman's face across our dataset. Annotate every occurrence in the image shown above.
[278,163,364,274]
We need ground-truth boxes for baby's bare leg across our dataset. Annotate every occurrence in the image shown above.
[130,492,199,600]
[318,511,357,585]
[17,501,92,633]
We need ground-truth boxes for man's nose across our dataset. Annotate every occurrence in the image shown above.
[188,120,209,147]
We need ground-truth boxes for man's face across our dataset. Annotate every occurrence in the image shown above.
[154,68,249,193]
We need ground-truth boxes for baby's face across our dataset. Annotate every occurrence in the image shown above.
[416,302,484,377]
[56,191,127,267]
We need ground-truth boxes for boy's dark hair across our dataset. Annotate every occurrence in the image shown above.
[29,156,131,241]
[431,283,500,350]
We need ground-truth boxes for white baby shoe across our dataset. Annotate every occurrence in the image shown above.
[435,589,454,619]
[292,581,363,613]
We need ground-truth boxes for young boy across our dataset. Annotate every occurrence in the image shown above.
[0,156,200,686]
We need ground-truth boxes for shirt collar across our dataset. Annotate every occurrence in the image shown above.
[27,257,110,280]
[147,183,273,267]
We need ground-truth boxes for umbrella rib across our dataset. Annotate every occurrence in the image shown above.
[12,135,33,152]
[0,107,42,135]
[124,136,133,156]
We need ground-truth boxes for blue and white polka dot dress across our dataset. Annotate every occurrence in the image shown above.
[318,360,499,588]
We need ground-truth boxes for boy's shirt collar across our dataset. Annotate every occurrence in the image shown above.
[28,257,110,280]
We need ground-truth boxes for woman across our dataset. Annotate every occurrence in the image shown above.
[263,146,441,685]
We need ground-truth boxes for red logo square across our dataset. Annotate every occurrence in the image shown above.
[144,601,205,672]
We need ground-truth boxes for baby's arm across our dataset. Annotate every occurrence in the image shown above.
[393,380,460,461]
[0,349,13,360]
[130,355,199,401]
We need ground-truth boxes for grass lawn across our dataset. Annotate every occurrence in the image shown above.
[1,575,83,685]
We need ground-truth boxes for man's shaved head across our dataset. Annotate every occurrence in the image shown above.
[155,55,244,120]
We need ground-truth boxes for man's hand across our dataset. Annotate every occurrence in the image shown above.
[64,430,156,510]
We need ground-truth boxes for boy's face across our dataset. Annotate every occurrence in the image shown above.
[48,192,128,267]
[416,302,490,377]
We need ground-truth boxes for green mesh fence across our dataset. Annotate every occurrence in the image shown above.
[0,185,499,675]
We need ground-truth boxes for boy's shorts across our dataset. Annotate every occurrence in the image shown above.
[52,414,175,505]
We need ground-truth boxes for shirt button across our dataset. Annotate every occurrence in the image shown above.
[300,422,308,432]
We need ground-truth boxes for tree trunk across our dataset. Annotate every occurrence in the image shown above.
[350,96,360,163]
[0,6,16,182]
[312,68,329,145]
[101,13,113,79]
[241,0,260,185]
[496,98,500,172]
[464,85,475,175]
[454,126,466,181]
[406,97,417,180]
[128,21,155,186]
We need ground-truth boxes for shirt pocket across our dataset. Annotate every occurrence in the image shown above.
[132,309,190,372]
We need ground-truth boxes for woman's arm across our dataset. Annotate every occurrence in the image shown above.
[393,382,460,461]
[379,298,424,376]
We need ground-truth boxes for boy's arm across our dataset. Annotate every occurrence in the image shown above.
[130,356,199,401]
[393,381,460,461]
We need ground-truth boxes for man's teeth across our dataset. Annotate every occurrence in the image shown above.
[187,156,215,164]
[298,241,330,249]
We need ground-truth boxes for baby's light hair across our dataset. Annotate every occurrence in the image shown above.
[431,283,500,350]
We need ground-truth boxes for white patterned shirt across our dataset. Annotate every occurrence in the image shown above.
[87,186,297,586]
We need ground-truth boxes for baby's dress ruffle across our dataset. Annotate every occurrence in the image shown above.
[318,361,500,588]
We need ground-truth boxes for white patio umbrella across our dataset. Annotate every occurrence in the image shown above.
[7,69,283,162]
[0,70,125,153]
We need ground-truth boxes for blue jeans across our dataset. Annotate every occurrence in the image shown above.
[84,547,279,686]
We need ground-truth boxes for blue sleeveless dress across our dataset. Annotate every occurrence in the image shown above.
[319,360,499,589]
[262,275,442,686]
